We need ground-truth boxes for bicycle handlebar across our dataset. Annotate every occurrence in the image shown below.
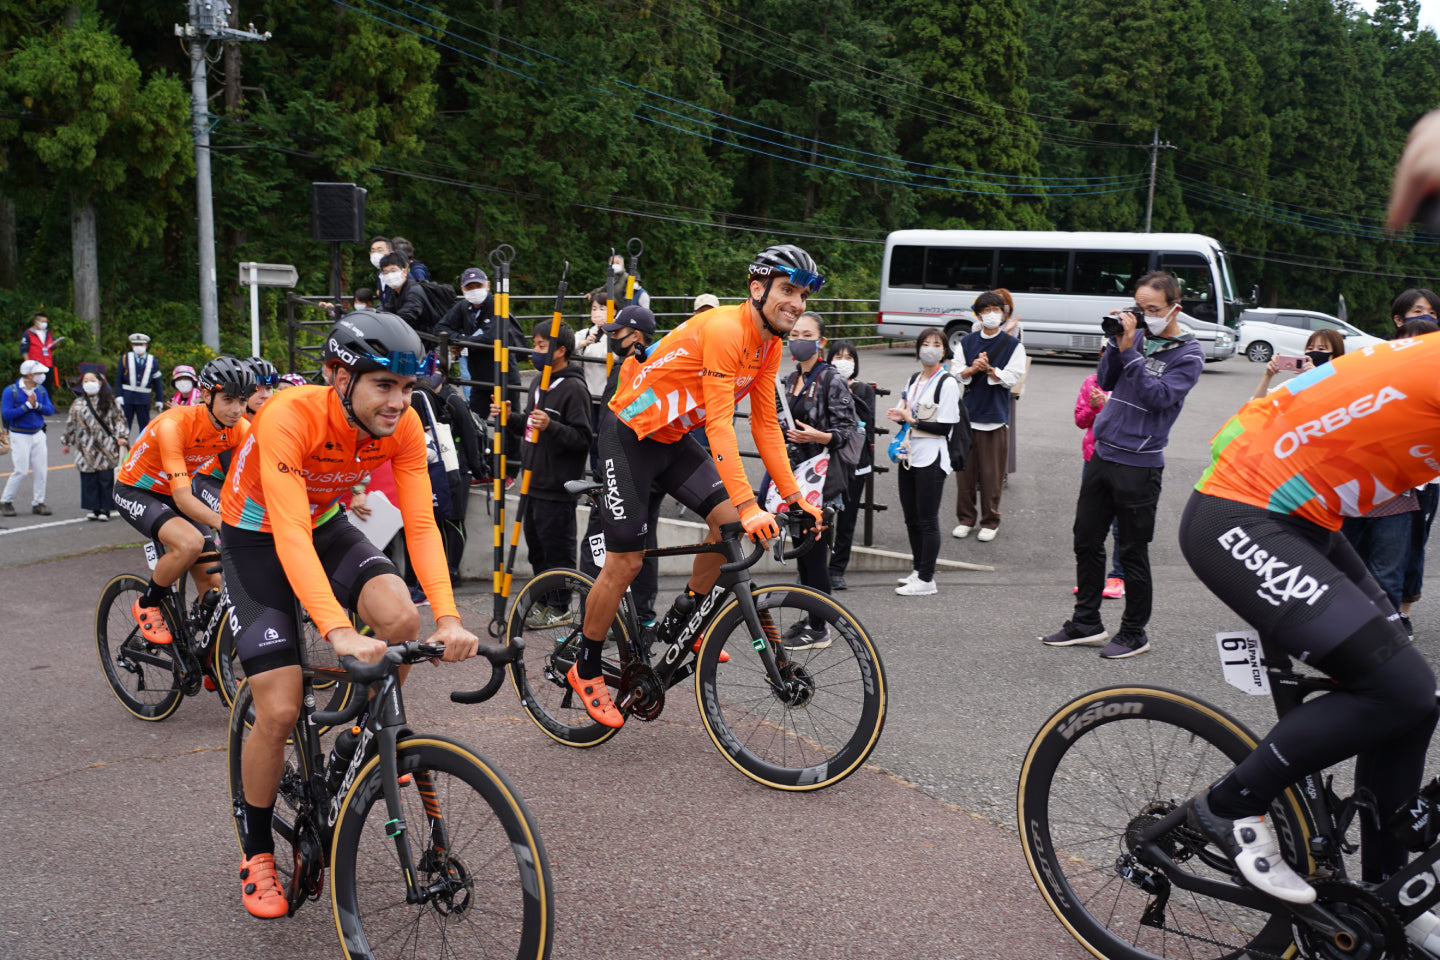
[314,639,525,726]
[450,637,525,705]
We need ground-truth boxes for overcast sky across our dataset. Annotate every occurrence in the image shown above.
[1356,0,1440,32]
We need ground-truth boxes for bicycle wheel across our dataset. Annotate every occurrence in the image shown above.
[1018,686,1314,960]
[694,585,887,790]
[95,573,183,721]
[226,680,323,913]
[330,736,554,960]
[506,568,625,748]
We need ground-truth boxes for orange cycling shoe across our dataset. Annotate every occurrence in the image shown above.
[132,598,173,645]
[567,663,624,728]
[691,636,729,662]
[239,852,289,919]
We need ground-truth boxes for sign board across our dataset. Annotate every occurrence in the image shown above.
[238,262,299,287]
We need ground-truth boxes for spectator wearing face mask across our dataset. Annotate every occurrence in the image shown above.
[951,291,1027,542]
[391,236,430,283]
[20,311,58,373]
[1250,329,1344,400]
[170,365,203,406]
[376,252,438,334]
[1,360,56,516]
[436,267,494,401]
[368,237,396,307]
[117,333,164,434]
[62,371,128,521]
[825,340,875,592]
[1389,286,1440,338]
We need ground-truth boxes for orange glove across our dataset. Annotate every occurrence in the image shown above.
[739,502,780,543]
[785,496,824,527]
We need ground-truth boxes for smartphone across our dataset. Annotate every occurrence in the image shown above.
[1274,355,1302,372]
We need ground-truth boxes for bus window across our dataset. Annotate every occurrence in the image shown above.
[924,247,992,290]
[889,246,925,288]
[1159,252,1218,323]
[997,249,1068,293]
[1070,251,1148,296]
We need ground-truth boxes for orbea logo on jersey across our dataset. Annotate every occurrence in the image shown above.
[1217,526,1333,608]
[231,435,256,493]
[631,346,690,390]
[1273,386,1407,459]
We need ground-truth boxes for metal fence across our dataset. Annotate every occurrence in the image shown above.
[284,292,892,545]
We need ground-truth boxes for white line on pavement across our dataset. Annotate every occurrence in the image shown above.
[0,516,93,536]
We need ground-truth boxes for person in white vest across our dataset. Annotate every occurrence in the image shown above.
[116,333,164,435]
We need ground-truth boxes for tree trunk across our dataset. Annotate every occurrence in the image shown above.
[0,193,17,289]
[70,193,100,340]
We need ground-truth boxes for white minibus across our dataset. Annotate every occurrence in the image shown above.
[877,230,1243,361]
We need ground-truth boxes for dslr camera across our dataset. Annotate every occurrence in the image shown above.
[1101,304,1146,339]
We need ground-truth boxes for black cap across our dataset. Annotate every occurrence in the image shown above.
[601,304,656,336]
[460,266,488,286]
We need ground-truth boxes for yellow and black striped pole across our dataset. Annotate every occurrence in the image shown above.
[488,243,515,633]
[604,249,617,380]
[501,262,569,596]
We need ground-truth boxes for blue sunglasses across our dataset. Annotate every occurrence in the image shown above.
[756,263,826,292]
[366,351,438,377]
[255,373,281,387]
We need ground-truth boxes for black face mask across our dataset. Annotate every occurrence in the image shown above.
[1306,350,1333,368]
[607,335,632,358]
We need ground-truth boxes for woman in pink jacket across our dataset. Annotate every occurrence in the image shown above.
[1074,371,1125,599]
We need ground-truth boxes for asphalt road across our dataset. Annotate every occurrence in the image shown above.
[2,348,1437,960]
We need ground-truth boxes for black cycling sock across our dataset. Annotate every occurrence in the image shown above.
[576,635,605,680]
[139,580,166,608]
[240,801,275,858]
[1205,772,1264,820]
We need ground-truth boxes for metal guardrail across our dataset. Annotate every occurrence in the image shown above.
[284,292,892,545]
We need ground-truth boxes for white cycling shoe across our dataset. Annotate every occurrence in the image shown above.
[1189,791,1316,905]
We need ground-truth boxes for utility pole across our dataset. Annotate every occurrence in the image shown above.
[1143,127,1176,233]
[175,1,270,350]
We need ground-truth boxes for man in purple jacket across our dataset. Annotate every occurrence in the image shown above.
[1040,271,1205,659]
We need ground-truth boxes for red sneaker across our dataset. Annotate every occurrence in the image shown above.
[566,664,624,728]
[1103,577,1126,600]
[132,598,173,645]
[239,853,289,919]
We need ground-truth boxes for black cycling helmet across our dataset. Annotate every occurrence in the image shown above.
[323,310,428,378]
[747,244,825,291]
[198,355,258,399]
[245,356,280,387]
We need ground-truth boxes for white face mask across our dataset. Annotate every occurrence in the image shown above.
[83,380,101,396]
[370,252,385,269]
[979,311,1003,330]
[463,287,490,305]
[832,358,856,380]
[175,379,194,393]
[918,345,945,367]
[31,372,45,385]
[1144,306,1174,336]
[381,270,405,289]
[35,321,47,332]
[133,345,147,355]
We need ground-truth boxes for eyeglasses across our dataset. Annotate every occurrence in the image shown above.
[367,351,438,377]
[754,263,827,292]
[255,373,281,387]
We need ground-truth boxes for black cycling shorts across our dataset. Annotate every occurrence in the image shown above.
[112,482,214,545]
[1178,490,1405,669]
[597,418,727,553]
[220,516,399,676]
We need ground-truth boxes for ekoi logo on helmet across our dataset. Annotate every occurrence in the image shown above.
[327,339,360,367]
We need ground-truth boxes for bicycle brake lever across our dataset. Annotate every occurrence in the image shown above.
[772,522,788,565]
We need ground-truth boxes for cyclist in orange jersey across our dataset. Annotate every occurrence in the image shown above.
[1178,334,1440,907]
[112,356,255,646]
[570,245,826,728]
[220,311,481,920]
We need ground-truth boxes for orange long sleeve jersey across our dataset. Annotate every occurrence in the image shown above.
[608,303,800,508]
[117,403,250,495]
[219,385,458,637]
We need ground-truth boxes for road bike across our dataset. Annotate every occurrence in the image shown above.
[226,636,552,960]
[94,539,348,720]
[502,480,887,791]
[1019,629,1440,960]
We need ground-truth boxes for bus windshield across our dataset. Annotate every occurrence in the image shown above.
[1216,247,1238,304]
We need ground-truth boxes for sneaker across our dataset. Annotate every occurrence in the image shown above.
[535,606,574,629]
[1187,790,1316,905]
[1099,631,1151,659]
[525,604,556,629]
[32,502,51,516]
[830,572,847,591]
[1040,621,1108,647]
[0,501,14,517]
[897,570,919,586]
[86,511,102,521]
[95,511,109,522]
[895,578,937,596]
[951,524,972,539]
[239,852,290,919]
[782,624,832,651]
[976,527,997,542]
[408,585,429,607]
[1103,577,1126,600]
[1402,614,1415,641]
[566,663,624,728]
[131,598,173,645]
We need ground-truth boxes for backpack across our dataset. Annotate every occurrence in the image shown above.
[904,371,972,472]
[417,280,459,330]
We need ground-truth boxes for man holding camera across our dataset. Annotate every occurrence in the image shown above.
[1041,271,1205,659]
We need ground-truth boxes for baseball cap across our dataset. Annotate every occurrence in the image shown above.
[20,359,47,376]
[693,293,720,312]
[460,267,489,286]
[601,304,656,336]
